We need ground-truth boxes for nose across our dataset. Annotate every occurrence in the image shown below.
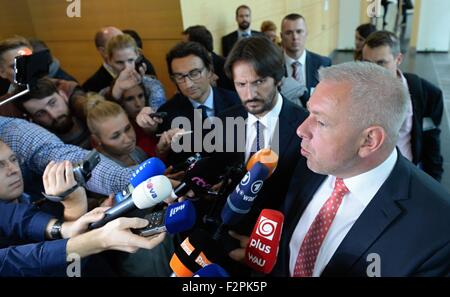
[297,116,311,140]
[5,160,19,176]
[47,108,60,121]
[241,84,257,101]
[133,98,143,109]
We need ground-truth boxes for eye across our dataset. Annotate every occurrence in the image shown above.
[111,133,120,140]
[254,79,265,86]
[234,82,246,88]
[9,155,18,163]
[34,111,44,118]
[48,99,56,107]
[317,120,325,127]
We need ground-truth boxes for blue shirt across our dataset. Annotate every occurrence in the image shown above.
[0,200,68,276]
[0,116,133,195]
[143,75,166,110]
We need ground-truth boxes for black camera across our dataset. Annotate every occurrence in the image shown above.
[135,55,145,73]
[14,50,51,86]
[72,150,101,186]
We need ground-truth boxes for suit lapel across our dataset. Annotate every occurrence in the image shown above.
[322,155,411,276]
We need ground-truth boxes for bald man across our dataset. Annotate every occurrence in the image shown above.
[82,26,123,93]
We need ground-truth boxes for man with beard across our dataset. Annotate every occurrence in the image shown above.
[16,78,91,149]
[221,36,308,234]
[221,5,263,57]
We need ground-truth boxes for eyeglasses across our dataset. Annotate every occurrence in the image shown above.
[171,67,205,83]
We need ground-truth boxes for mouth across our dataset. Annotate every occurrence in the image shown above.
[9,180,22,189]
[300,145,310,156]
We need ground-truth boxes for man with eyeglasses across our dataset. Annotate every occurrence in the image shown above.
[136,41,241,167]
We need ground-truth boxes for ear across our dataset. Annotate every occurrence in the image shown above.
[58,90,69,104]
[395,52,403,67]
[358,126,385,158]
[90,134,102,149]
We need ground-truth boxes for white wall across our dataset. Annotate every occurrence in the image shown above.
[416,0,450,52]
[337,0,361,50]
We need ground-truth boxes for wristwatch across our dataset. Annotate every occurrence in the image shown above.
[50,219,63,240]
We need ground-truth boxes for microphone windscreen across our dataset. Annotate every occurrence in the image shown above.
[246,148,278,176]
[221,162,270,226]
[170,229,224,277]
[245,209,284,274]
[129,157,166,188]
[193,264,229,277]
[165,200,196,234]
[131,175,173,209]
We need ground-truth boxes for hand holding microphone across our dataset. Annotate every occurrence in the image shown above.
[89,175,174,229]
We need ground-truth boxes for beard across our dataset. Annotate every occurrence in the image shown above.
[49,115,75,134]
[239,21,250,30]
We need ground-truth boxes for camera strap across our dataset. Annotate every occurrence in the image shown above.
[41,183,80,202]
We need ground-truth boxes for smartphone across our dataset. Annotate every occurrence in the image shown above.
[133,209,166,237]
[135,55,144,73]
[149,112,167,119]
[14,50,51,86]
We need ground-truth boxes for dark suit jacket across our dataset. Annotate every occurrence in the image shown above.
[82,65,113,93]
[273,152,450,277]
[157,87,241,166]
[217,98,308,234]
[221,30,262,57]
[212,52,234,91]
[284,50,332,107]
[404,72,443,181]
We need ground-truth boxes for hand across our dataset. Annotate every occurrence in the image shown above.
[155,128,184,156]
[111,63,142,99]
[163,165,185,181]
[61,207,109,238]
[43,160,77,196]
[98,217,167,253]
[43,160,88,221]
[100,194,115,207]
[136,106,163,132]
[228,231,250,263]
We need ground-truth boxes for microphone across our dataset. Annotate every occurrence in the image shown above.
[114,157,166,203]
[220,161,271,227]
[245,209,284,274]
[170,229,224,277]
[134,200,197,236]
[170,156,231,201]
[89,175,173,229]
[193,264,229,277]
[246,148,278,176]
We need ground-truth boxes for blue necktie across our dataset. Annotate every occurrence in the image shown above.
[197,105,208,120]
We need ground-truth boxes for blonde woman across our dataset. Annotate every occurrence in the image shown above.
[104,34,166,110]
[86,95,147,168]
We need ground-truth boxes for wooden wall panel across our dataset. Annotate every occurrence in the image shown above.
[0,0,35,39]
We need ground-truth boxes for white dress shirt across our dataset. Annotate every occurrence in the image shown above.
[289,149,398,277]
[396,70,414,161]
[244,92,283,162]
[188,86,215,117]
[284,50,307,85]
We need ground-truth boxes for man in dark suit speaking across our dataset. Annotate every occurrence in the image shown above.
[272,62,450,277]
[221,5,262,58]
[280,14,332,107]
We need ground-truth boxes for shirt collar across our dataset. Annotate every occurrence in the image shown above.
[238,29,252,37]
[284,50,307,66]
[103,62,117,78]
[331,149,398,207]
[189,86,214,111]
[397,69,408,88]
[247,92,283,128]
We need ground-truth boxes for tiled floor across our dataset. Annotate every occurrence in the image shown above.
[332,50,450,193]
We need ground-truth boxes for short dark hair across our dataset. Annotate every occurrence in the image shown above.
[356,23,377,39]
[166,41,212,76]
[182,25,214,52]
[0,36,31,64]
[123,29,143,49]
[364,30,401,56]
[224,36,284,83]
[236,5,251,16]
[16,77,59,113]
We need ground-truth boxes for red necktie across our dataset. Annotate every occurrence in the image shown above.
[293,178,349,277]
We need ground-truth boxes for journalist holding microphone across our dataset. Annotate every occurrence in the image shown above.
[0,139,166,276]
